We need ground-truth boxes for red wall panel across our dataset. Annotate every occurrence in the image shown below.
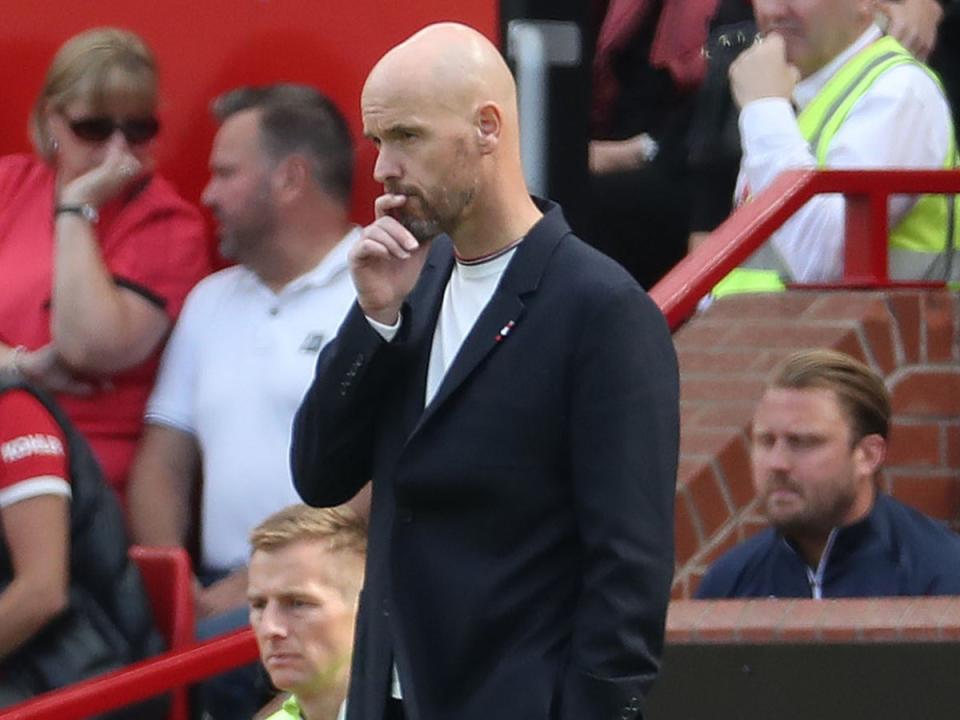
[0,1,498,229]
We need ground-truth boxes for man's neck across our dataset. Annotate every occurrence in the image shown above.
[251,222,349,293]
[296,677,348,720]
[449,186,543,261]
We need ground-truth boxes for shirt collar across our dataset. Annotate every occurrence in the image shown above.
[240,226,358,297]
[285,226,359,292]
[794,24,884,110]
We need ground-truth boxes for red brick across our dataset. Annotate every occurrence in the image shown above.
[889,473,960,521]
[680,428,742,460]
[858,599,912,641]
[947,424,960,470]
[673,321,733,350]
[692,600,749,642]
[886,422,943,467]
[737,599,793,642]
[890,369,960,416]
[678,348,774,375]
[722,322,859,351]
[686,464,733,539]
[923,292,957,362]
[717,435,755,509]
[862,310,897,376]
[778,600,827,642]
[933,598,960,641]
[674,489,700,566]
[899,598,952,641]
[685,402,755,430]
[817,599,872,642]
[665,600,709,642]
[680,375,763,404]
[670,576,688,601]
[705,293,819,321]
[804,292,883,320]
[676,458,708,488]
[681,377,766,405]
[679,404,703,432]
[889,292,922,364]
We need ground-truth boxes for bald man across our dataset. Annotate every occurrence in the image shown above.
[292,23,679,720]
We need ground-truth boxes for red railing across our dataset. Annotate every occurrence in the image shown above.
[650,169,960,330]
[0,630,259,720]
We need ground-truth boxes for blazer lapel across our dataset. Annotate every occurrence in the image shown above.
[408,201,570,440]
[397,238,454,436]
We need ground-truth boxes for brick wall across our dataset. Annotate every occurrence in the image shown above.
[672,290,960,598]
[667,597,960,643]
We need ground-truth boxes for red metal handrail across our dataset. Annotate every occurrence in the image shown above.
[0,629,259,720]
[650,169,960,330]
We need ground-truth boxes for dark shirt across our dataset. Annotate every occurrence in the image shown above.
[696,493,960,599]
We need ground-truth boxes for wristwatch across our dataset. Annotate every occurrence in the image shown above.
[55,203,99,224]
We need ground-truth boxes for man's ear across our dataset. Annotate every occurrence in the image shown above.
[854,433,887,478]
[474,102,502,154]
[272,154,311,203]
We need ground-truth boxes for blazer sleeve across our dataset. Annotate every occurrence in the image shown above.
[290,301,400,507]
[560,281,679,720]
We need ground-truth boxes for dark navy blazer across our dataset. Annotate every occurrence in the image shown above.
[291,201,679,720]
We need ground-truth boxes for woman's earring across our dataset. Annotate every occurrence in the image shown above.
[49,137,59,154]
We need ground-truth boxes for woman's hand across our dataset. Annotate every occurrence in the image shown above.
[58,135,153,208]
[16,344,103,395]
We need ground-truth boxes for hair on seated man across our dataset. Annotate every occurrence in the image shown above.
[248,504,366,720]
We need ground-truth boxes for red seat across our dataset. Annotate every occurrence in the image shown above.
[129,545,196,720]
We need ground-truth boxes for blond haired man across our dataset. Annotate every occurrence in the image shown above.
[248,504,366,720]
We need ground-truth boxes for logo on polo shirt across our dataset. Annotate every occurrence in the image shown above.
[1,434,64,464]
[300,333,325,353]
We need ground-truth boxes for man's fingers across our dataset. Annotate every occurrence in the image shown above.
[374,193,408,219]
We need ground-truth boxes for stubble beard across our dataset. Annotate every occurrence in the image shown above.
[762,476,857,539]
[216,193,278,262]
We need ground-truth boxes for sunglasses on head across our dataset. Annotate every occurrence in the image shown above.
[66,115,160,144]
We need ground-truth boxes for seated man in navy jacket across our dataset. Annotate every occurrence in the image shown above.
[698,349,960,599]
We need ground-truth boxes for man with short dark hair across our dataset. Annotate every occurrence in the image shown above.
[248,504,366,720]
[697,349,960,599]
[127,83,358,719]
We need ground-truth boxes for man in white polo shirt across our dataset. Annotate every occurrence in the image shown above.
[127,83,358,720]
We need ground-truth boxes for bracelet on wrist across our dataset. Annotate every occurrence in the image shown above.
[4,345,26,374]
[55,203,99,224]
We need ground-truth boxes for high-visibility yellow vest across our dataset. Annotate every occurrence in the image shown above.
[713,35,959,299]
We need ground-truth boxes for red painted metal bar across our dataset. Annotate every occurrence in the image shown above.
[650,169,960,330]
[0,629,259,720]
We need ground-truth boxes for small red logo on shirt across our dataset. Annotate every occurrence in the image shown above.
[1,434,64,464]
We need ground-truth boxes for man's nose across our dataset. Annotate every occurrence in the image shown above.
[260,602,288,637]
[200,179,216,208]
[373,148,400,184]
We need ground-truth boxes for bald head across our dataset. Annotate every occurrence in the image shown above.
[361,22,541,252]
[364,23,518,140]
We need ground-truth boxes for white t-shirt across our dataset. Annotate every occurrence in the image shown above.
[146,229,358,572]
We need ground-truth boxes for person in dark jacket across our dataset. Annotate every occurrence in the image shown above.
[0,370,163,714]
[697,349,960,599]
